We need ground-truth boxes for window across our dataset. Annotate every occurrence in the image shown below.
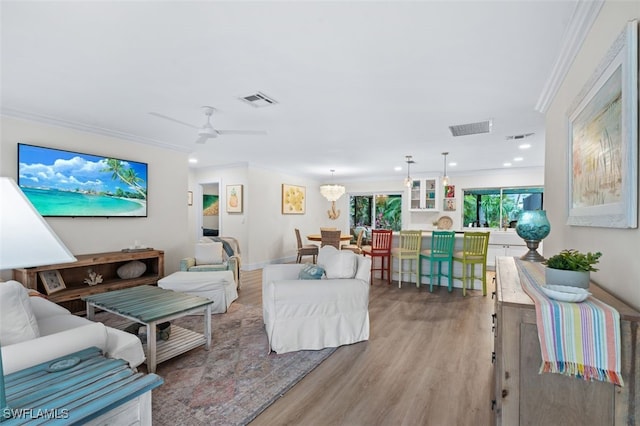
[350,193,402,231]
[463,187,543,228]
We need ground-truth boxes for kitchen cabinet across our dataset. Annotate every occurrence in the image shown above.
[408,178,439,211]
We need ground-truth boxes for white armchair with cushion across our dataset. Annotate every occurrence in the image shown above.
[0,280,145,375]
[180,236,241,288]
[262,246,371,354]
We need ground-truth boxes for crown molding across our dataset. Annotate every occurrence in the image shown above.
[1,108,191,153]
[535,0,604,113]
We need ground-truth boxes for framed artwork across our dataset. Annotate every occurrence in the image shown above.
[203,194,219,216]
[567,20,637,228]
[187,191,193,206]
[39,270,66,294]
[226,185,243,213]
[444,198,456,211]
[282,184,306,214]
[444,185,455,199]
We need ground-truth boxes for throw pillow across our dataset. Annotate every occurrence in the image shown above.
[0,280,40,345]
[298,263,325,280]
[322,250,358,279]
[317,245,339,266]
[194,241,223,265]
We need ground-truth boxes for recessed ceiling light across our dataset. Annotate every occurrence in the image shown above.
[503,162,512,167]
[394,166,402,172]
[519,143,531,149]
[514,157,523,162]
[449,162,457,167]
[189,158,198,164]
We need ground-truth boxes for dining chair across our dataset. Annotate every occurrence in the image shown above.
[452,231,490,296]
[320,229,342,249]
[418,231,455,292]
[342,228,365,254]
[295,228,318,263]
[390,230,422,288]
[362,229,393,285]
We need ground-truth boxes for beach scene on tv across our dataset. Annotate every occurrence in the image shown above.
[18,144,148,217]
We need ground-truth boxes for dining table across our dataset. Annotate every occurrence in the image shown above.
[306,233,352,242]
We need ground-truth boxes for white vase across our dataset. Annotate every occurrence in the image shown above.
[544,267,590,289]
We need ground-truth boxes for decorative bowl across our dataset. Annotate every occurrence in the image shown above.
[540,284,591,303]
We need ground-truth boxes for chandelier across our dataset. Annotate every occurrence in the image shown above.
[320,170,345,219]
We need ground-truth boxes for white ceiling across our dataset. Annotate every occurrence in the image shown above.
[1,1,584,182]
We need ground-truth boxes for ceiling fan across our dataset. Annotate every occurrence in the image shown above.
[149,106,267,144]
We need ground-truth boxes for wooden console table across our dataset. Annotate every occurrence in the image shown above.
[13,250,164,314]
[493,257,639,425]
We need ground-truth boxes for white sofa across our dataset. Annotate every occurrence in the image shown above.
[262,247,371,354]
[1,280,145,375]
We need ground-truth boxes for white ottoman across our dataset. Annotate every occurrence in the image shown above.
[158,270,237,314]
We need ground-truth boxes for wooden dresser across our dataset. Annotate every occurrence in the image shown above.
[493,257,639,425]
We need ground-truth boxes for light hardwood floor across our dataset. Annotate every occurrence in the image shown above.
[241,268,496,426]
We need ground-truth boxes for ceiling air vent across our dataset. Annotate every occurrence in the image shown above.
[239,91,278,108]
[448,119,492,137]
[506,133,535,140]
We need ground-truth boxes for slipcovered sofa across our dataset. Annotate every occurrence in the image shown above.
[262,246,371,354]
[1,280,145,375]
[180,236,241,288]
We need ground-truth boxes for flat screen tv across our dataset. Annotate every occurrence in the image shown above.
[18,143,148,217]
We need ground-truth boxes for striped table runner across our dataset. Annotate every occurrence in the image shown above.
[515,259,623,386]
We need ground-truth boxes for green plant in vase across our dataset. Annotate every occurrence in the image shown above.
[543,249,602,289]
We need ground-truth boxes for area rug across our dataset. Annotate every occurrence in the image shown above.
[95,301,336,426]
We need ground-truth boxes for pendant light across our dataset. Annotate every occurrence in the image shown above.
[441,152,450,187]
[403,155,414,187]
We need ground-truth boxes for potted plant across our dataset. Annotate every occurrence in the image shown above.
[543,249,602,289]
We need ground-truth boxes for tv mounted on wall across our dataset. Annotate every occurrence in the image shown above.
[18,143,148,217]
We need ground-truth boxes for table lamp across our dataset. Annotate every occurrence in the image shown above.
[0,177,77,421]
[515,210,551,262]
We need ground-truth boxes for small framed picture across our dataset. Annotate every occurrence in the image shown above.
[39,270,66,294]
[444,198,456,211]
[226,184,243,213]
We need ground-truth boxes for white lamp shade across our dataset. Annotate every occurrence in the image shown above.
[319,184,345,202]
[0,177,76,269]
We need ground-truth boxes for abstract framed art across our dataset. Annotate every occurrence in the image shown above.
[226,184,243,213]
[567,20,637,228]
[282,184,306,214]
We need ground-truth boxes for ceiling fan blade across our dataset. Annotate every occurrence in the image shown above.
[195,135,210,144]
[149,112,199,129]
[216,130,268,135]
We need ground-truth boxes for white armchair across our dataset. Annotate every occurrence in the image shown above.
[262,247,371,354]
[180,236,241,288]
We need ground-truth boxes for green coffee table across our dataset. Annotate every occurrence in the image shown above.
[83,285,213,373]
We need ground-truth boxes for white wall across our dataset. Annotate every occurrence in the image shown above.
[192,165,346,269]
[545,1,640,309]
[0,117,190,279]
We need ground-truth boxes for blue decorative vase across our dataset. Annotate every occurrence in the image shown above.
[516,210,550,262]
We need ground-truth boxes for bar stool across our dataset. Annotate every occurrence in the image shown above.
[452,232,490,296]
[362,229,393,285]
[390,230,422,288]
[418,231,455,292]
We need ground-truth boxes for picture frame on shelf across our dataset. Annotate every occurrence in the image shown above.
[282,184,306,214]
[39,270,66,294]
[226,184,243,213]
[567,20,638,228]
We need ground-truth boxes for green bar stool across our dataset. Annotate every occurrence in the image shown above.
[452,232,490,296]
[390,230,422,288]
[418,231,456,292]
